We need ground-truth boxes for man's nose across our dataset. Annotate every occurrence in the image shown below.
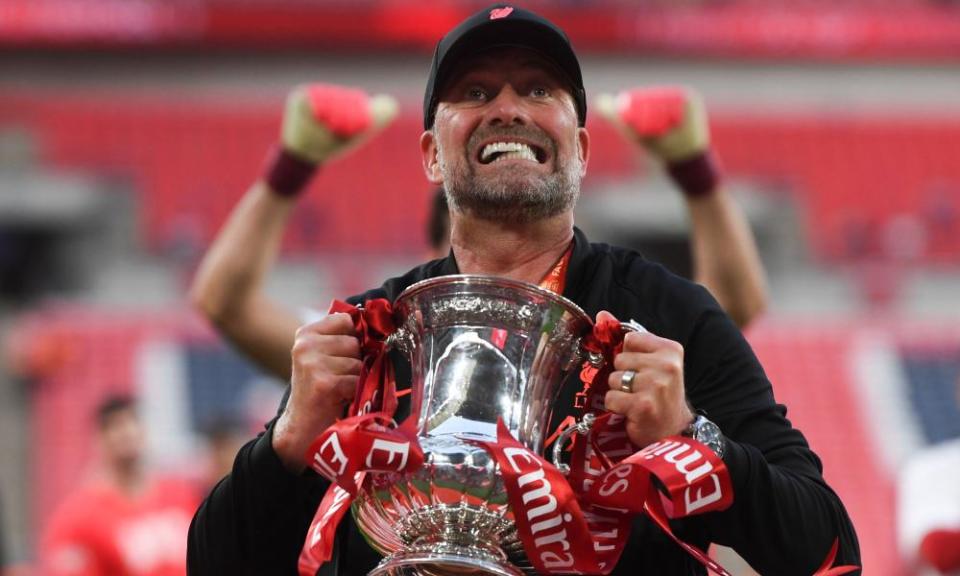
[486,85,528,126]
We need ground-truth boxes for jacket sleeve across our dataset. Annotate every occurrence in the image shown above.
[683,304,861,575]
[187,418,329,575]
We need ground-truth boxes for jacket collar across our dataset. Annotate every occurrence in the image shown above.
[563,226,591,303]
[437,226,591,299]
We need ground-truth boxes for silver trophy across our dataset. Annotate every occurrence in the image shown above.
[352,275,598,576]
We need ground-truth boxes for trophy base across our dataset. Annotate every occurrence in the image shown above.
[370,543,524,576]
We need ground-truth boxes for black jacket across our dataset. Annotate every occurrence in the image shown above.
[188,228,861,575]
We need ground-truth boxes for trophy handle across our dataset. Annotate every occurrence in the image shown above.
[384,326,414,355]
[551,412,596,474]
[554,320,648,474]
[621,319,648,335]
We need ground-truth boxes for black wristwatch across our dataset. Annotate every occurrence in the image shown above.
[683,414,725,459]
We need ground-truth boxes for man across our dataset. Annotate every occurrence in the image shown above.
[188,20,767,387]
[188,5,856,575]
[42,395,200,576]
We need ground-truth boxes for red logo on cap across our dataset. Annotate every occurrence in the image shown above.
[490,6,513,20]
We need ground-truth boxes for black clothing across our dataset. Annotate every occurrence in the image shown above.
[188,228,861,575]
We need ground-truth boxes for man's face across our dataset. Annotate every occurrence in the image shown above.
[99,408,145,470]
[421,47,590,224]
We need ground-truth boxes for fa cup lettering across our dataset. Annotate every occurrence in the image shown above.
[502,447,575,570]
[598,463,632,497]
[642,439,727,515]
[313,433,348,480]
[360,389,379,416]
[684,473,723,514]
[642,440,683,460]
[662,443,712,484]
[596,416,634,459]
[365,438,410,471]
[309,485,352,547]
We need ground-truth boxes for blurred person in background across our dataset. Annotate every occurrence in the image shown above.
[189,75,766,387]
[898,373,960,575]
[187,83,398,380]
[200,417,249,492]
[595,86,767,330]
[188,4,856,574]
[40,395,200,576]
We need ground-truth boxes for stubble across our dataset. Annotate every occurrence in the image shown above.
[437,126,583,224]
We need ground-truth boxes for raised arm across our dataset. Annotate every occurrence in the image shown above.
[596,87,768,329]
[189,85,397,379]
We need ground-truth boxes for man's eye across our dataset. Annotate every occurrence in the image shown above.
[467,87,488,101]
[530,87,550,98]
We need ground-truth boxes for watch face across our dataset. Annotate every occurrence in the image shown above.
[697,420,722,444]
[693,416,724,457]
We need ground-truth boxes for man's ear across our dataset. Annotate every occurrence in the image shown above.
[577,127,591,175]
[421,131,444,185]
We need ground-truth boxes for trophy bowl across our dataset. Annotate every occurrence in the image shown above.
[352,275,593,576]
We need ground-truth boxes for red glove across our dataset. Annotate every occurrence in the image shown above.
[596,86,719,197]
[265,83,398,197]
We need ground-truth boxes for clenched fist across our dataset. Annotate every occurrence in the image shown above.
[272,312,361,472]
[599,311,694,449]
[281,83,398,165]
[595,86,709,164]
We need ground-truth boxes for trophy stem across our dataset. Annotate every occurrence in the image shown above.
[370,540,524,576]
[368,504,527,576]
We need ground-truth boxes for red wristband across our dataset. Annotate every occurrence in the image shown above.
[264,145,318,197]
[666,150,721,198]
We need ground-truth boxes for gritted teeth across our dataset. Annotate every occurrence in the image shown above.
[479,141,545,164]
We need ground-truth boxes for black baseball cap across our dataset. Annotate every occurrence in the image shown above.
[422,4,587,130]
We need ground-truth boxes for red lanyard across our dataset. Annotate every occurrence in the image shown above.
[538,242,573,295]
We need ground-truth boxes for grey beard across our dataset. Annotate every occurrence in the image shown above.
[438,140,582,224]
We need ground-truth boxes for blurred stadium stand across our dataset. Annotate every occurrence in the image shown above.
[2,1,960,574]
[3,94,959,264]
[903,345,960,444]
[3,0,960,60]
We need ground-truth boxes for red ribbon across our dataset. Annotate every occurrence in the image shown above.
[298,299,415,576]
[297,302,857,576]
[480,420,607,574]
[812,538,860,576]
[305,413,423,496]
[476,317,737,575]
[481,417,735,575]
[574,315,623,412]
[297,478,358,576]
[328,299,398,417]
